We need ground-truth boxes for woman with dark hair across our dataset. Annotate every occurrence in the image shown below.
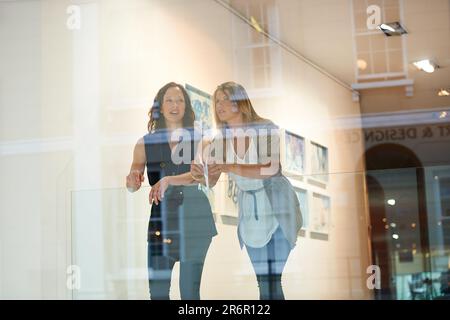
[126,82,217,300]
[192,82,302,300]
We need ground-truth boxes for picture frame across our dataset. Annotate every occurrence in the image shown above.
[282,130,305,179]
[294,187,309,230]
[310,141,329,183]
[310,192,330,235]
[185,83,214,133]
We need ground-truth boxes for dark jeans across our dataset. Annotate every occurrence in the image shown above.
[147,239,211,300]
[245,227,292,300]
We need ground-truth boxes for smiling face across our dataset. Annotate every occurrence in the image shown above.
[161,86,186,126]
[214,89,242,125]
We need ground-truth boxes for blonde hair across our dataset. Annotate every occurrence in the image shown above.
[213,82,267,128]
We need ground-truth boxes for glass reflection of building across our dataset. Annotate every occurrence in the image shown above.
[0,0,449,300]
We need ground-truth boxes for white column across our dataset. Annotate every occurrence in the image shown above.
[72,1,105,299]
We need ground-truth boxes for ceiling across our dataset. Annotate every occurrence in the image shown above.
[228,0,450,113]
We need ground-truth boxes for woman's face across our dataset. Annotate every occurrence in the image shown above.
[215,89,241,123]
[161,86,186,125]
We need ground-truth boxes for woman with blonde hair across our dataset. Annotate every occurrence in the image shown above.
[191,81,302,300]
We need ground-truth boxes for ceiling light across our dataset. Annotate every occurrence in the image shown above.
[392,234,399,240]
[377,22,407,36]
[379,24,396,32]
[387,199,396,206]
[413,59,438,73]
[438,89,450,97]
[357,59,368,70]
[250,16,263,33]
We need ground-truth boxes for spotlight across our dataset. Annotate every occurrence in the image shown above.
[377,22,407,36]
[413,59,439,73]
[438,89,450,97]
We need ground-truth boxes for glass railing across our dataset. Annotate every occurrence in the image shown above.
[69,167,450,300]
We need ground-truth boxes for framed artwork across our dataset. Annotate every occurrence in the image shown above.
[311,193,330,235]
[185,83,214,132]
[294,187,309,230]
[310,141,329,182]
[283,130,305,178]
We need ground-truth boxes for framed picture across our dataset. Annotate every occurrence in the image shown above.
[310,141,329,183]
[185,83,214,132]
[283,130,305,179]
[311,193,330,235]
[294,188,309,230]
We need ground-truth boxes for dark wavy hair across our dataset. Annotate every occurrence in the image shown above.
[147,82,195,132]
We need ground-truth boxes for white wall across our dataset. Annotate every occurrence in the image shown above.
[0,0,370,299]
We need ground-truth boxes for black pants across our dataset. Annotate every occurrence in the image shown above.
[147,239,211,300]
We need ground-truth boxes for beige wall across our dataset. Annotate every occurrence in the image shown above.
[0,0,371,299]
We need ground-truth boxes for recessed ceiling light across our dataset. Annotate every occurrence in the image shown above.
[438,89,450,96]
[387,199,396,206]
[413,59,439,73]
[377,22,407,36]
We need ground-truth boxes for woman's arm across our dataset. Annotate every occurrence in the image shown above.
[166,172,196,186]
[126,138,146,192]
[190,138,226,188]
[220,162,279,179]
[150,137,204,204]
[149,172,196,205]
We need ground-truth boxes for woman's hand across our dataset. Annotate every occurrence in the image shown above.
[149,176,171,205]
[126,169,144,192]
[208,163,230,175]
[190,161,205,182]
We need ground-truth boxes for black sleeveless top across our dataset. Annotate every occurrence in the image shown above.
[144,128,217,261]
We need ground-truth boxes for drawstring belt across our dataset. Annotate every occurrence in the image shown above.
[242,186,265,221]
